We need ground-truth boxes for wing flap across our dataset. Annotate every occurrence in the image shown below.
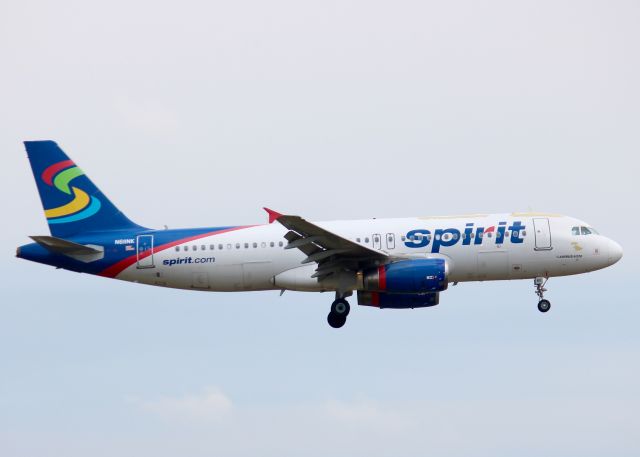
[273,213,389,281]
[277,215,388,260]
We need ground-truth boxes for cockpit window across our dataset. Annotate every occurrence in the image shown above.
[573,226,600,236]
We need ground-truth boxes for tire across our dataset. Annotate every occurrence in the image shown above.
[538,299,551,313]
[327,312,347,328]
[331,299,350,317]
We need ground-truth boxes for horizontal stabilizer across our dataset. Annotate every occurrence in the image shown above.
[30,235,104,262]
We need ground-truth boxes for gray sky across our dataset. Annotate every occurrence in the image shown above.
[1,1,639,456]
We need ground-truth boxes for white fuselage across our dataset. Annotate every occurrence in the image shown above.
[116,213,622,292]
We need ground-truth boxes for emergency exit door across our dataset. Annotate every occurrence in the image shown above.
[373,234,382,250]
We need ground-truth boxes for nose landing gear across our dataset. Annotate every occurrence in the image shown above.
[327,293,351,328]
[534,277,551,313]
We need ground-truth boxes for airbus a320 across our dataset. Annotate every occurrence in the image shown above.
[17,141,623,328]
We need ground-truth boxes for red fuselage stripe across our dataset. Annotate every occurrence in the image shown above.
[99,226,254,278]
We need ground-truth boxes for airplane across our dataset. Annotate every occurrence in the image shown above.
[16,141,623,328]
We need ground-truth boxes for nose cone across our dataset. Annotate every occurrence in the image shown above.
[608,239,623,265]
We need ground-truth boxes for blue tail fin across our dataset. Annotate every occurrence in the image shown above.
[24,140,145,238]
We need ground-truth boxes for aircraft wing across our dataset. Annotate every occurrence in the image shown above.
[267,209,389,280]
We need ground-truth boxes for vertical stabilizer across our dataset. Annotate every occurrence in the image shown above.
[24,141,145,237]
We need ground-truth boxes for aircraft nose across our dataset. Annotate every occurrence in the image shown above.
[608,239,623,265]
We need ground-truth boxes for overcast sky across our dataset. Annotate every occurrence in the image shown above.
[1,1,639,456]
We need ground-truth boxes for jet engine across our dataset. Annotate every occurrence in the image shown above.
[360,258,448,293]
[357,291,439,309]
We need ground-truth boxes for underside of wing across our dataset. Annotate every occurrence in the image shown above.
[268,210,389,280]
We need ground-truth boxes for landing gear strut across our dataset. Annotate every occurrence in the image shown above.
[327,293,351,328]
[534,277,551,313]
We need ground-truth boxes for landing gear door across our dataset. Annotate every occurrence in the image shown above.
[533,218,552,251]
[136,235,155,268]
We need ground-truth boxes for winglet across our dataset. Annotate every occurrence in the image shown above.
[263,207,283,224]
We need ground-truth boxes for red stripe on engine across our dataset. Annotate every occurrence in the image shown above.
[378,265,387,291]
[371,292,380,307]
[99,225,255,278]
[42,159,75,185]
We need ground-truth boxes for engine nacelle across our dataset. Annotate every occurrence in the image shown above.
[358,291,439,309]
[360,258,448,293]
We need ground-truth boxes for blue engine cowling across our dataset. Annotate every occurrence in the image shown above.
[358,291,439,309]
[361,258,448,293]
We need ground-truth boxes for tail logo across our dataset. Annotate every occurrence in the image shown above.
[41,160,101,224]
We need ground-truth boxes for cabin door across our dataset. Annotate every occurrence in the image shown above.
[136,235,155,268]
[533,218,552,251]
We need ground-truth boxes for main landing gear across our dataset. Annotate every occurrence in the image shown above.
[327,293,351,329]
[534,277,551,313]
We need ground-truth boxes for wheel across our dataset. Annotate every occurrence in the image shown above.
[327,312,347,328]
[538,299,551,313]
[331,299,350,317]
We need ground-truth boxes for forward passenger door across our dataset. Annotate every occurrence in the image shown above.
[533,218,553,251]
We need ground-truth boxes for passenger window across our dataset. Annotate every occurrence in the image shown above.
[175,246,179,252]
[236,243,240,249]
[244,243,249,249]
[227,244,232,250]
[192,245,197,251]
[278,241,284,247]
[253,242,258,248]
[201,245,206,250]
[572,227,580,236]
[261,242,266,248]
[365,237,370,243]
[356,238,361,243]
[521,230,526,236]
[401,236,406,241]
[218,244,223,250]
[487,232,493,238]
[210,244,215,250]
[270,241,275,247]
